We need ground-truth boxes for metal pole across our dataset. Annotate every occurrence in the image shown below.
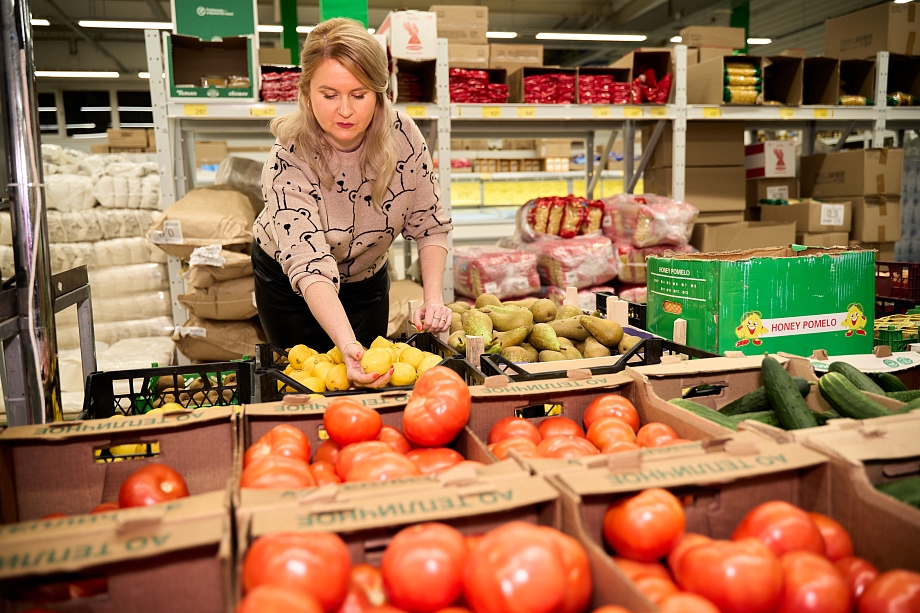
[1,0,62,424]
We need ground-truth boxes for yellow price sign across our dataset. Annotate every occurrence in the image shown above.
[702,107,722,118]
[183,104,208,117]
[405,105,427,118]
[481,106,502,118]
[249,105,275,117]
[779,108,796,119]
[450,182,482,206]
[813,108,830,119]
[623,106,643,118]
[592,106,612,118]
[650,106,668,117]
[517,106,537,118]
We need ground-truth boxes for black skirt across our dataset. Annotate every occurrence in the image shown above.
[251,241,390,352]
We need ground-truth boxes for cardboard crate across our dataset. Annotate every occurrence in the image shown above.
[801,148,903,199]
[378,11,438,61]
[825,2,920,61]
[746,177,799,207]
[647,246,876,356]
[437,24,487,44]
[107,128,148,148]
[146,128,157,148]
[828,196,902,243]
[695,211,745,224]
[489,43,543,72]
[195,140,229,166]
[610,49,673,104]
[643,166,746,212]
[167,34,255,101]
[840,59,876,102]
[797,231,851,247]
[745,141,797,179]
[763,56,804,106]
[448,43,489,68]
[690,221,796,253]
[644,121,745,169]
[803,57,841,105]
[430,4,487,42]
[392,58,438,103]
[679,25,746,49]
[759,198,853,233]
[575,67,630,104]
[887,54,920,99]
[688,56,764,105]
[536,138,572,158]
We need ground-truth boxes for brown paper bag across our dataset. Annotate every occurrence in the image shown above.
[147,186,254,258]
[187,250,254,288]
[178,275,257,321]
[172,315,265,361]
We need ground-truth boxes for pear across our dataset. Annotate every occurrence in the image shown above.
[482,307,534,333]
[557,336,575,349]
[521,343,539,363]
[447,302,471,314]
[583,336,612,358]
[450,312,463,334]
[486,326,531,353]
[539,350,568,362]
[575,340,587,355]
[619,334,642,355]
[548,317,590,342]
[580,316,624,348]
[556,305,583,320]
[503,297,539,308]
[559,346,583,360]
[528,323,561,352]
[501,346,532,363]
[475,293,503,309]
[530,298,557,323]
[448,330,467,353]
[462,309,493,346]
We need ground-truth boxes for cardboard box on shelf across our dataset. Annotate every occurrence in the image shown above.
[610,49,673,103]
[825,2,920,60]
[745,140,797,179]
[801,148,904,198]
[438,24,488,44]
[503,139,535,150]
[643,166,746,212]
[167,34,255,100]
[90,143,110,154]
[746,177,799,207]
[647,246,875,356]
[828,195,902,243]
[688,56,764,105]
[797,231,851,247]
[489,43,543,72]
[680,25,747,49]
[687,47,741,66]
[759,198,853,233]
[107,128,148,147]
[448,43,489,68]
[258,46,294,65]
[764,55,804,106]
[690,221,796,253]
[146,128,157,148]
[850,240,897,260]
[536,138,571,158]
[644,121,745,169]
[392,58,438,103]
[887,54,920,98]
[696,211,746,224]
[377,10,438,60]
[803,57,841,105]
[840,58,876,100]
[195,140,229,165]
[429,4,488,25]
[507,66,577,103]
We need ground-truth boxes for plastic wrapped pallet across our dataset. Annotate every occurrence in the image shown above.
[45,174,96,212]
[94,237,166,268]
[172,315,265,361]
[87,263,169,297]
[215,156,263,215]
[55,291,171,326]
[147,186,255,258]
[453,245,540,300]
[92,162,160,210]
[615,243,697,284]
[49,242,97,273]
[96,209,157,239]
[185,246,254,288]
[601,194,698,248]
[178,275,257,320]
[56,316,175,350]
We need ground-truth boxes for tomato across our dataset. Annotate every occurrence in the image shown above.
[488,437,540,460]
[538,527,592,613]
[378,426,412,455]
[324,399,383,446]
[808,512,853,562]
[675,538,782,613]
[603,488,685,562]
[487,416,542,446]
[407,447,464,476]
[336,441,393,480]
[448,460,486,473]
[667,533,712,579]
[635,423,679,448]
[857,570,920,613]
[402,367,471,447]
[382,523,468,612]
[40,512,68,519]
[465,534,485,553]
[118,463,189,507]
[237,585,325,613]
[777,551,850,613]
[634,575,678,604]
[241,454,316,489]
[463,521,566,613]
[536,435,599,459]
[366,607,410,613]
[586,416,637,450]
[245,424,311,468]
[338,582,373,613]
[836,557,879,602]
[537,416,584,439]
[242,532,352,613]
[731,501,826,557]
[315,440,343,465]
[601,440,640,455]
[90,502,120,514]
[67,578,107,599]
[351,563,387,606]
[613,557,673,582]
[659,592,721,613]
[435,609,472,613]
[588,608,633,613]
[346,452,422,482]
[583,395,640,433]
[310,461,342,485]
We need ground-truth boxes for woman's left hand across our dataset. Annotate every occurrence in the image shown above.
[414,300,452,333]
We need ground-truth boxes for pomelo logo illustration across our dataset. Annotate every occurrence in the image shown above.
[734,303,868,346]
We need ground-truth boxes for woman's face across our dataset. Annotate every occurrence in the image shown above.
[309,58,377,152]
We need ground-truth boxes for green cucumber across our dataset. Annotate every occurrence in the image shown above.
[815,409,842,425]
[719,377,811,417]
[669,399,737,431]
[887,390,920,403]
[763,355,819,430]
[873,372,908,393]
[728,411,781,428]
[875,476,920,510]
[900,397,920,411]
[828,361,886,395]
[818,373,891,419]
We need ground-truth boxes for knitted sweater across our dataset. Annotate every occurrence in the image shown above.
[254,110,451,295]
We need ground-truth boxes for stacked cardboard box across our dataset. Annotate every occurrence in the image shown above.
[680,26,745,67]
[489,43,543,76]
[430,5,490,68]
[745,140,798,223]
[94,128,157,154]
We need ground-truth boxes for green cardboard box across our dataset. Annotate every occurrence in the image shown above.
[647,246,875,356]
[166,33,256,101]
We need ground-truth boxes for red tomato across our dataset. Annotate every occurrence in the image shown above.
[635,423,679,448]
[634,575,679,604]
[537,416,585,439]
[586,416,637,450]
[667,533,712,579]
[67,578,108,599]
[731,501,826,557]
[488,436,540,460]
[90,502,120,514]
[613,557,672,582]
[242,532,352,613]
[836,557,879,602]
[382,523,468,613]
[118,463,189,508]
[538,527,593,613]
[777,551,851,613]
[808,512,853,562]
[858,570,920,613]
[449,460,486,473]
[659,592,720,613]
[487,416,542,446]
[583,395,640,433]
[465,533,485,553]
[310,461,342,485]
[237,585,325,613]
[245,424,311,468]
[435,609,472,613]
[378,426,412,455]
[40,512,68,519]
[675,538,782,613]
[336,441,393,480]
[601,440,641,455]
[241,454,316,490]
[351,563,387,606]
[402,367,471,447]
[324,399,383,446]
[338,583,373,613]
[603,488,686,562]
[406,447,464,476]
[462,521,567,613]
[536,435,599,459]
[588,608,633,613]
[346,452,422,482]
[366,607,410,613]
[314,440,343,465]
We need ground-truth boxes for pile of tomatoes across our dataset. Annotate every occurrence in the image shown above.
[601,488,920,613]
[238,520,601,613]
[241,367,473,487]
[486,394,689,461]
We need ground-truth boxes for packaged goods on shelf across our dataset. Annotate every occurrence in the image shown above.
[687,56,763,105]
[576,68,630,104]
[619,285,647,303]
[522,70,575,104]
[601,193,699,248]
[172,315,265,361]
[215,156,264,214]
[91,161,161,210]
[259,65,300,102]
[615,243,696,284]
[453,245,540,300]
[448,68,509,103]
[186,247,254,288]
[179,275,258,321]
[501,234,619,289]
[519,195,605,240]
[611,49,673,104]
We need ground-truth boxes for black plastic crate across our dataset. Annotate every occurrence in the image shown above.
[79,361,254,419]
[595,291,647,330]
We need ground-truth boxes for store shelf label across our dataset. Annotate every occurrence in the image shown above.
[593,106,612,118]
[249,105,275,117]
[702,107,722,118]
[650,107,668,118]
[814,108,830,119]
[780,108,796,119]
[481,106,502,118]
[405,105,427,118]
[183,104,208,117]
[517,107,537,118]
[450,181,482,206]
[623,107,642,118]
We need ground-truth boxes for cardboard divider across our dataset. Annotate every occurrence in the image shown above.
[393,58,437,104]
[840,59,876,102]
[763,56,803,106]
[611,50,673,104]
[803,58,840,105]
[688,56,763,106]
[886,54,920,99]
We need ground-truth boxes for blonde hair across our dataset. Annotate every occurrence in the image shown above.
[270,18,396,210]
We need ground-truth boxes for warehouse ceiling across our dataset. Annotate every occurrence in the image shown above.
[29,0,888,84]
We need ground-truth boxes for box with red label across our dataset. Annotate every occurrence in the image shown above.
[745,141,796,179]
[377,11,438,60]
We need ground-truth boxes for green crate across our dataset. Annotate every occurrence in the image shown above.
[874,325,920,352]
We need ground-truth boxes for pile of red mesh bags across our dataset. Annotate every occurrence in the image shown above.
[578,74,630,104]
[524,72,576,104]
[260,69,300,102]
[449,69,509,104]
[453,246,540,300]
[631,68,672,104]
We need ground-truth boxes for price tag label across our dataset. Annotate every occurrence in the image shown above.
[481,106,502,118]
[820,204,846,227]
[517,106,537,117]
[405,105,427,118]
[150,220,184,245]
[592,106,612,118]
[814,108,830,119]
[249,105,275,117]
[183,104,208,117]
[779,108,796,119]
[623,107,642,118]
[702,107,722,118]
[650,106,668,117]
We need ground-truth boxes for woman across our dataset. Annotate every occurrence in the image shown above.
[252,18,453,388]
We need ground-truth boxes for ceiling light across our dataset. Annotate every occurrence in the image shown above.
[670,36,682,43]
[894,0,912,4]
[368,28,375,34]
[487,31,517,39]
[296,26,314,33]
[118,106,153,112]
[38,106,56,112]
[40,124,58,130]
[138,72,151,79]
[257,25,283,33]
[535,32,647,42]
[65,123,96,129]
[81,106,111,112]
[36,71,120,78]
[747,37,772,45]
[78,20,171,29]
[70,133,108,139]
[31,18,50,26]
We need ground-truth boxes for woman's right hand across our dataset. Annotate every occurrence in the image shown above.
[343,342,393,389]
